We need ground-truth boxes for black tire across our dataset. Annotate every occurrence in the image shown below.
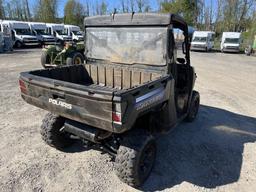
[115,130,156,187]
[15,41,23,48]
[66,52,84,65]
[41,51,51,68]
[185,91,200,122]
[40,113,73,150]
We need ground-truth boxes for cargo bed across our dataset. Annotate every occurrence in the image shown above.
[30,63,164,92]
[20,63,170,133]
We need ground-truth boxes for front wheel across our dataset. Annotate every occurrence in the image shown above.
[66,52,84,65]
[15,41,23,48]
[115,130,156,187]
[185,91,200,122]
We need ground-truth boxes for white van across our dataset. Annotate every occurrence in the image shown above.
[46,23,72,43]
[191,31,215,52]
[221,32,241,53]
[64,25,83,42]
[28,22,56,45]
[1,20,39,48]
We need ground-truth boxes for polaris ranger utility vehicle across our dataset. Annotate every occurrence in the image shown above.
[19,13,200,187]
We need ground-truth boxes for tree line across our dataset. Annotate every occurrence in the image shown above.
[0,0,152,25]
[0,0,255,41]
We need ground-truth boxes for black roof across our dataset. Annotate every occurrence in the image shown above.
[84,13,187,29]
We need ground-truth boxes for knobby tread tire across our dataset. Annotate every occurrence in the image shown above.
[40,113,73,150]
[186,90,200,122]
[115,130,156,187]
[66,52,84,65]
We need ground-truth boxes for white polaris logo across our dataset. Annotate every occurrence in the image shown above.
[48,98,72,109]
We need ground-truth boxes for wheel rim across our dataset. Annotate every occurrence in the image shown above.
[139,141,156,179]
[74,57,82,64]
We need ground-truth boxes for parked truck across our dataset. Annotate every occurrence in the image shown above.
[19,13,199,187]
[190,31,215,52]
[221,32,241,53]
[1,20,39,48]
[28,22,56,45]
[64,25,84,42]
[46,23,72,43]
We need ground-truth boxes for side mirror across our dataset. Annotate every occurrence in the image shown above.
[177,58,186,64]
[182,41,186,54]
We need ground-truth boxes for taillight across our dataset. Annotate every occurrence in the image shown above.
[19,79,27,94]
[112,111,122,124]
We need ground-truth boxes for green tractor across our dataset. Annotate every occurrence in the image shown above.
[41,41,85,68]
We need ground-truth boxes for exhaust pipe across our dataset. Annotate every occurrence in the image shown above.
[63,120,111,143]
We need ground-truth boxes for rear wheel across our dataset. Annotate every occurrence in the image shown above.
[66,52,84,65]
[185,91,200,122]
[41,51,51,68]
[115,130,156,187]
[40,113,74,150]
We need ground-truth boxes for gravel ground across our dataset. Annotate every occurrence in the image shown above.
[0,49,255,192]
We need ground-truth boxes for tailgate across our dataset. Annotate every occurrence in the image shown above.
[19,72,114,131]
